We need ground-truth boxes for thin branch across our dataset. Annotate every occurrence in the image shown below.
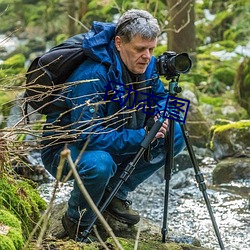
[22,153,65,249]
[68,14,90,32]
[134,220,142,250]
[93,225,110,250]
[62,148,124,250]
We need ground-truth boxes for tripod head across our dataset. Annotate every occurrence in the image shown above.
[168,76,182,96]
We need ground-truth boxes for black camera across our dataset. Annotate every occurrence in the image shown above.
[156,51,192,79]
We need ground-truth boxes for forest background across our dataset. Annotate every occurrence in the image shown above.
[0,0,250,125]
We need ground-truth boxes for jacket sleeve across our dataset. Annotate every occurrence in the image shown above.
[65,61,146,156]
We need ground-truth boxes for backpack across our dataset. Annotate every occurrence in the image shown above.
[24,34,87,115]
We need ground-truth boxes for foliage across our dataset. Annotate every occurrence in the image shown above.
[197,0,250,46]
[234,57,250,115]
[0,54,26,89]
[199,90,248,122]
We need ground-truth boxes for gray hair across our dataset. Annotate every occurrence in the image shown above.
[115,9,160,43]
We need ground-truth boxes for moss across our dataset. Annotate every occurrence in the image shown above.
[105,237,207,250]
[0,174,47,239]
[0,209,24,249]
[199,89,249,122]
[199,95,224,107]
[213,120,250,133]
[7,228,24,249]
[154,44,167,57]
[0,54,26,86]
[217,40,237,51]
[1,54,25,69]
[213,67,235,86]
[0,209,21,229]
[0,235,16,250]
[55,34,68,45]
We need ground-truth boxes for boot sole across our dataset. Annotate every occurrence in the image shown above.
[105,210,140,225]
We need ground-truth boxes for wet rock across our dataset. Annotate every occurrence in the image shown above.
[170,168,193,189]
[185,104,211,148]
[45,201,210,250]
[12,150,51,183]
[213,157,250,184]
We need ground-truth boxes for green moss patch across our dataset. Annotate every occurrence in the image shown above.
[0,174,47,239]
[0,209,24,250]
[106,237,209,250]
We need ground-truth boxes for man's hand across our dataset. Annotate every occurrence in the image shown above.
[154,115,169,139]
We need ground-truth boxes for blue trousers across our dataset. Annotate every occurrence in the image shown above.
[41,123,185,226]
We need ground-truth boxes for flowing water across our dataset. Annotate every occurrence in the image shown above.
[38,156,250,250]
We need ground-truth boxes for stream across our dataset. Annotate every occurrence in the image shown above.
[38,155,250,250]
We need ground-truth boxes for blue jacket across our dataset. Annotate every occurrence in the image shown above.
[44,21,169,156]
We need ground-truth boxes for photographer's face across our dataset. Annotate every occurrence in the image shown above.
[115,35,157,74]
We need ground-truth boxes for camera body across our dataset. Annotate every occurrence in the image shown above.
[156,51,192,79]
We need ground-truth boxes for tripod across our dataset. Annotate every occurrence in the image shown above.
[161,78,225,250]
[82,77,225,250]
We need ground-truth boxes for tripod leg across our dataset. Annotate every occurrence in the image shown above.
[180,123,225,250]
[81,118,165,240]
[162,118,175,243]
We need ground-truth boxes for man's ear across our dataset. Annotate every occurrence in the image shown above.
[115,36,122,51]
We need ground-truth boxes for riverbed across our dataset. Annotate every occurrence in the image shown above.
[38,156,250,250]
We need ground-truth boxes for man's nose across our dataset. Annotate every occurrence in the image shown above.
[142,49,151,59]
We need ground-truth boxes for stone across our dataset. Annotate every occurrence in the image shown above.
[209,120,250,160]
[213,157,250,184]
[185,104,211,148]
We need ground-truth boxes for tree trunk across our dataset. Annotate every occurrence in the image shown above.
[78,0,88,20]
[167,0,196,62]
[67,0,77,36]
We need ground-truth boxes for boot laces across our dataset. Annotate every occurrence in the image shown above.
[123,200,132,209]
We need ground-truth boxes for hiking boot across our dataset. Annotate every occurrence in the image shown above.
[105,196,140,225]
[61,213,97,243]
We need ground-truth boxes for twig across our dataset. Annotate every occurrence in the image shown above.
[134,219,142,250]
[93,225,110,250]
[61,148,124,250]
[68,14,89,31]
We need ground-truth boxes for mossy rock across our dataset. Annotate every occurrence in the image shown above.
[0,174,47,239]
[106,237,210,250]
[209,120,250,160]
[43,202,211,250]
[0,209,24,250]
[199,92,249,122]
[29,237,211,250]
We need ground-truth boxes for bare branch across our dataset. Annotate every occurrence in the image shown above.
[62,148,124,250]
